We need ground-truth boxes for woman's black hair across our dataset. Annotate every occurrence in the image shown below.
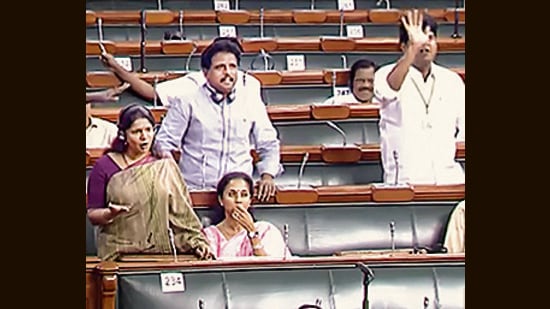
[105,103,161,157]
[209,172,256,225]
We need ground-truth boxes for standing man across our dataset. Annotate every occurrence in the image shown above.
[155,37,283,201]
[374,10,465,185]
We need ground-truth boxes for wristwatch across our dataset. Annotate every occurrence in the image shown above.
[247,230,260,239]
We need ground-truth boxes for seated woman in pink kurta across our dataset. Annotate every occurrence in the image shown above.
[202,172,292,258]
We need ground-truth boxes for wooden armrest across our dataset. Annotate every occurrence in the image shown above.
[370,183,415,202]
[335,249,422,257]
[311,104,351,120]
[266,104,311,121]
[86,10,96,25]
[91,107,167,124]
[241,38,278,53]
[86,72,122,88]
[437,37,465,51]
[281,70,324,84]
[292,10,327,23]
[368,9,402,23]
[216,10,251,24]
[275,186,319,204]
[413,184,465,201]
[161,40,197,54]
[348,103,380,118]
[445,8,465,22]
[189,190,218,207]
[118,254,198,262]
[354,37,400,52]
[114,40,162,55]
[321,144,362,163]
[322,69,349,85]
[95,10,139,23]
[320,36,356,52]
[145,10,176,24]
[183,10,217,23]
[276,37,321,51]
[326,10,368,23]
[251,9,293,23]
[249,71,283,86]
[86,40,116,55]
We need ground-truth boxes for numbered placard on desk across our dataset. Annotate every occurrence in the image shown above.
[286,55,306,72]
[338,0,355,11]
[214,0,230,11]
[115,57,133,72]
[335,87,351,97]
[219,25,237,38]
[160,272,185,293]
[346,25,364,38]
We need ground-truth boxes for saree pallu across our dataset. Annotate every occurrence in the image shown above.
[97,158,209,261]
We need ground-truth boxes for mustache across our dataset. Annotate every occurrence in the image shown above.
[358,87,373,92]
[221,75,235,83]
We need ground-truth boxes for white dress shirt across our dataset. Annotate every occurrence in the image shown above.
[86,116,117,148]
[374,62,465,185]
[155,71,283,190]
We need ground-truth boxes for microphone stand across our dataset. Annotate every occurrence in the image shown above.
[139,10,148,73]
[451,0,462,39]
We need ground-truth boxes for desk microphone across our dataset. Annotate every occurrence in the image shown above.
[341,55,347,69]
[139,10,148,73]
[376,0,391,9]
[389,221,395,253]
[152,75,159,107]
[283,224,289,260]
[178,10,185,40]
[185,46,197,72]
[96,18,107,55]
[235,0,239,10]
[432,268,441,309]
[326,121,347,146]
[331,70,337,105]
[451,0,462,39]
[297,152,310,189]
[310,0,315,10]
[339,9,344,37]
[168,227,178,262]
[259,7,265,38]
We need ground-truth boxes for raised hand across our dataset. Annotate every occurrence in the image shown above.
[401,10,430,52]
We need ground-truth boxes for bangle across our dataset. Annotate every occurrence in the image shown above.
[252,243,264,250]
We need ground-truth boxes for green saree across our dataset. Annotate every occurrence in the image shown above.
[96,158,209,261]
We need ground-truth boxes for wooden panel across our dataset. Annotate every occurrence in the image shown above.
[144,10,176,25]
[445,8,465,22]
[86,37,465,56]
[86,10,96,25]
[292,10,327,23]
[160,40,197,54]
[253,10,294,23]
[249,71,283,86]
[86,270,98,309]
[241,38,278,53]
[280,70,324,84]
[320,37,356,52]
[325,10,369,23]
[368,9,402,23]
[216,10,250,24]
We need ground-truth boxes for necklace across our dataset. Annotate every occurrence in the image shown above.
[411,76,436,115]
[121,153,131,167]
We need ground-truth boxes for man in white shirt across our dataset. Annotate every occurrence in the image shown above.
[86,84,129,148]
[322,58,378,105]
[374,10,465,185]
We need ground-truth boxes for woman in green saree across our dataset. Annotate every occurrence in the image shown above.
[87,104,212,261]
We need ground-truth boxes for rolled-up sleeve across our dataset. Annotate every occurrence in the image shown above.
[374,64,400,104]
[155,95,191,152]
